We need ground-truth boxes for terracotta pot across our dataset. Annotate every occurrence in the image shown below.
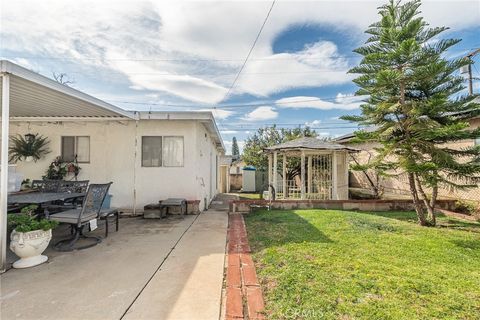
[9,229,52,268]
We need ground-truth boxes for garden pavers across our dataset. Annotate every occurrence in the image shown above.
[225,213,266,320]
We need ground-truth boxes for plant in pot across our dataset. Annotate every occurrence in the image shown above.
[9,133,51,163]
[8,205,58,269]
[43,157,81,180]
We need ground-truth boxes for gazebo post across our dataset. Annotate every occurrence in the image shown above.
[332,151,338,200]
[282,153,286,199]
[273,151,278,192]
[267,153,272,190]
[1,73,10,273]
[307,155,312,194]
[301,150,305,199]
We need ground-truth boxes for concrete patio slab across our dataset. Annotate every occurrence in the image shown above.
[122,209,228,320]
[0,202,229,320]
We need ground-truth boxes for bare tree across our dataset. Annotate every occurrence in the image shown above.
[52,72,75,86]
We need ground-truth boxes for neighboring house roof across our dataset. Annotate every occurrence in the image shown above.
[264,137,359,152]
[335,126,378,144]
[336,97,480,144]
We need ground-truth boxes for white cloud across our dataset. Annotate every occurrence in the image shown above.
[1,1,478,104]
[236,41,353,97]
[305,120,322,127]
[242,106,278,121]
[197,108,235,120]
[276,93,366,110]
[224,139,245,155]
[220,130,239,135]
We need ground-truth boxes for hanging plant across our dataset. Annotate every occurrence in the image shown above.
[9,134,51,163]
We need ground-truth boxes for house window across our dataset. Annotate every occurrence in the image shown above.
[61,136,90,163]
[142,136,162,167]
[163,136,184,167]
[142,136,184,167]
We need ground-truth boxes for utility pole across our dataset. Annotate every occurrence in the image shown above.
[465,48,480,95]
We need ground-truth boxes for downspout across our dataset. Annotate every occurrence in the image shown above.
[133,114,138,215]
[1,73,10,273]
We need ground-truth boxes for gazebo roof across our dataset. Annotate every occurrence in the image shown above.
[264,137,358,152]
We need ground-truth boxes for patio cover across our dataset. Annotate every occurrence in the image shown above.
[0,60,136,272]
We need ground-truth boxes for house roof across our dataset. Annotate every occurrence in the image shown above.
[0,60,135,120]
[136,111,225,151]
[264,137,359,152]
[0,60,225,152]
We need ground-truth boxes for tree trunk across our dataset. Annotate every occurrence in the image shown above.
[429,184,438,226]
[407,172,428,225]
[414,174,435,226]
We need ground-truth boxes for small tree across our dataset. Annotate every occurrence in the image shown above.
[231,137,240,160]
[343,0,480,226]
[243,126,317,181]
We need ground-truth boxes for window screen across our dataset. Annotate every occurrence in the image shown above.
[61,136,90,163]
[76,137,90,163]
[61,137,75,162]
[163,136,184,167]
[142,136,162,167]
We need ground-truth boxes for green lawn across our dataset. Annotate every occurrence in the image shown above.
[245,210,480,320]
[238,192,262,200]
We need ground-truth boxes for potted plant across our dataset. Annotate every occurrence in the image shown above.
[8,205,58,269]
[9,133,50,163]
[44,157,81,180]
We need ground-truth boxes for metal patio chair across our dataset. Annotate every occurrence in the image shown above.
[31,179,60,193]
[49,182,112,251]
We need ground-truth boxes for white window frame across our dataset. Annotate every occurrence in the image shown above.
[61,136,90,163]
[141,136,184,168]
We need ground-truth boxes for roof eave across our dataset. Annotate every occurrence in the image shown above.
[1,60,136,120]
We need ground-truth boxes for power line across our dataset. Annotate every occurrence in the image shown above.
[221,0,276,103]
[217,126,360,132]
[1,54,359,62]
[110,95,365,110]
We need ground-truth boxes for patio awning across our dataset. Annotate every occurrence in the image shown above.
[0,60,136,272]
[0,60,135,120]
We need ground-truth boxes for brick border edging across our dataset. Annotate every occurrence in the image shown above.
[225,213,265,320]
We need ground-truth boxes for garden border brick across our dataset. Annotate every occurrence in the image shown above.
[225,213,265,320]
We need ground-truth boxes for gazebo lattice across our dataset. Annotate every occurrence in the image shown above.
[264,137,358,200]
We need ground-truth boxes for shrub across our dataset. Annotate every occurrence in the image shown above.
[455,200,479,216]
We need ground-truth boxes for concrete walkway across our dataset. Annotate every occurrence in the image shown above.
[1,195,233,320]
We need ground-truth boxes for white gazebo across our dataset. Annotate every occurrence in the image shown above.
[0,60,135,272]
[264,137,358,200]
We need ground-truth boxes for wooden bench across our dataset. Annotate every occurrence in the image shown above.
[160,198,187,218]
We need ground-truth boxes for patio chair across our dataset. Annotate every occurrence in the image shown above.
[99,208,119,237]
[31,179,60,193]
[58,180,89,193]
[48,182,112,251]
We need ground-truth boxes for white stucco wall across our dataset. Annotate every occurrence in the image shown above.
[9,119,222,211]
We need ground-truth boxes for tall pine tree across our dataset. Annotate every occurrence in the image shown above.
[343,0,480,226]
[231,137,240,160]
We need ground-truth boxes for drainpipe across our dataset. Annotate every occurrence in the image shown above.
[133,115,138,216]
[1,73,10,273]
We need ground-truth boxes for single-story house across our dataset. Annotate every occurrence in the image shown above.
[1,60,225,213]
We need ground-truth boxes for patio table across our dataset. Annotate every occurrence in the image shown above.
[8,192,86,205]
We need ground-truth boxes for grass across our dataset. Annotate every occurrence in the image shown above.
[238,192,262,200]
[245,210,480,320]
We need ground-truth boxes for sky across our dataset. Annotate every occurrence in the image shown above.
[1,0,479,154]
